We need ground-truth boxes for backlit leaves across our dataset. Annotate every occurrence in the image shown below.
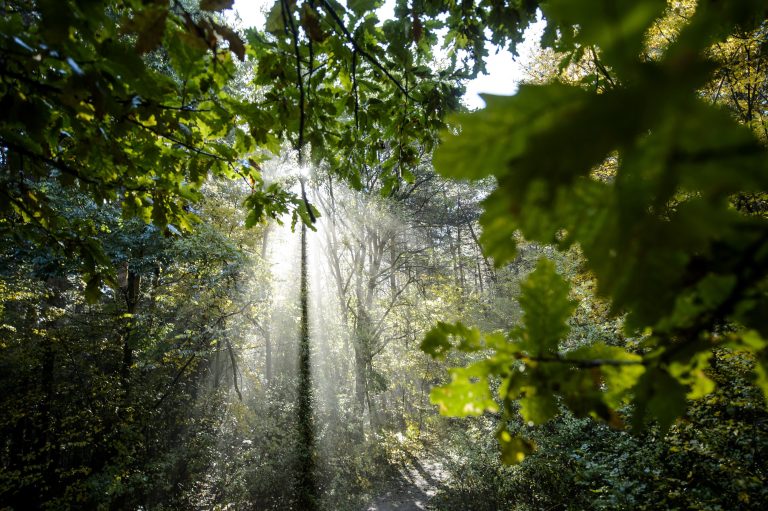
[426,0,768,462]
[497,429,535,465]
[252,0,463,196]
[132,3,170,54]
[518,258,576,355]
[431,363,499,417]
[0,0,275,301]
[542,0,667,74]
[421,321,484,358]
[426,258,648,463]
[347,0,381,18]
[566,343,645,409]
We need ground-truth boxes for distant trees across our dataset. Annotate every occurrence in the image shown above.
[317,172,420,427]
[0,0,471,504]
[0,179,271,507]
[311,149,498,431]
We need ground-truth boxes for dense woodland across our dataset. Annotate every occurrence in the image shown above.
[1,0,768,509]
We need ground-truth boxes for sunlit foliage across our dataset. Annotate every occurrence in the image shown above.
[425,0,768,463]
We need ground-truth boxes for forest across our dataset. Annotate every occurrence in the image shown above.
[1,0,768,509]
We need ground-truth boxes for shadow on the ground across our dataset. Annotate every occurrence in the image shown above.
[366,447,449,511]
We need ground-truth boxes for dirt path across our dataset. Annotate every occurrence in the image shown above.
[366,451,450,511]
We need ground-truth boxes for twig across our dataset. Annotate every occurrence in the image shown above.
[1,137,102,186]
[126,117,229,162]
[226,339,243,401]
[352,50,359,130]
[590,47,615,88]
[317,0,416,101]
[281,0,306,163]
[528,354,644,368]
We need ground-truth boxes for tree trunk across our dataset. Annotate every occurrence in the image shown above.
[456,224,466,289]
[265,329,272,386]
[121,269,141,398]
[296,221,316,509]
[39,276,67,505]
[353,343,367,415]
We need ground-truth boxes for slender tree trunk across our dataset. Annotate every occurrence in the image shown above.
[265,330,273,386]
[476,258,484,294]
[468,221,496,282]
[389,233,397,296]
[121,269,141,399]
[39,276,67,504]
[353,342,367,415]
[262,222,273,386]
[448,226,459,278]
[457,224,466,289]
[296,221,316,509]
[366,377,379,431]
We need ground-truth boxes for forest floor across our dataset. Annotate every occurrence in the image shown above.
[366,447,450,511]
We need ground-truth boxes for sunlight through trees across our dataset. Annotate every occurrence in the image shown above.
[1,1,768,509]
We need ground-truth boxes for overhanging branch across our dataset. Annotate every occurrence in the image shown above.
[317,0,416,102]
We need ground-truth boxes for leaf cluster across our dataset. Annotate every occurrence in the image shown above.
[422,0,768,463]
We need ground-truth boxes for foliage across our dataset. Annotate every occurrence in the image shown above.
[425,0,768,462]
[430,343,768,510]
[0,179,267,509]
[423,258,644,462]
[248,0,465,195]
[0,0,480,301]
[0,0,296,299]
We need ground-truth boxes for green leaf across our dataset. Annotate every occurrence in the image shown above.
[244,210,260,229]
[669,351,715,400]
[632,367,688,433]
[430,362,499,417]
[519,389,559,424]
[213,23,246,61]
[133,4,169,54]
[738,330,767,352]
[300,3,326,42]
[347,0,381,17]
[478,189,519,266]
[265,1,286,35]
[541,0,666,72]
[420,324,453,358]
[84,275,102,304]
[435,85,595,182]
[566,343,645,408]
[421,321,484,358]
[518,258,576,356]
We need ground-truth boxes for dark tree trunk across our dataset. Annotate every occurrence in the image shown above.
[296,221,317,509]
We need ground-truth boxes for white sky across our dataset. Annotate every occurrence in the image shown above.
[227,0,543,109]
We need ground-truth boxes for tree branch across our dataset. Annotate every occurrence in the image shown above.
[527,354,644,368]
[317,0,416,101]
[281,0,306,163]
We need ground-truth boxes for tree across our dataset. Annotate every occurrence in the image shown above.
[1,0,473,303]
